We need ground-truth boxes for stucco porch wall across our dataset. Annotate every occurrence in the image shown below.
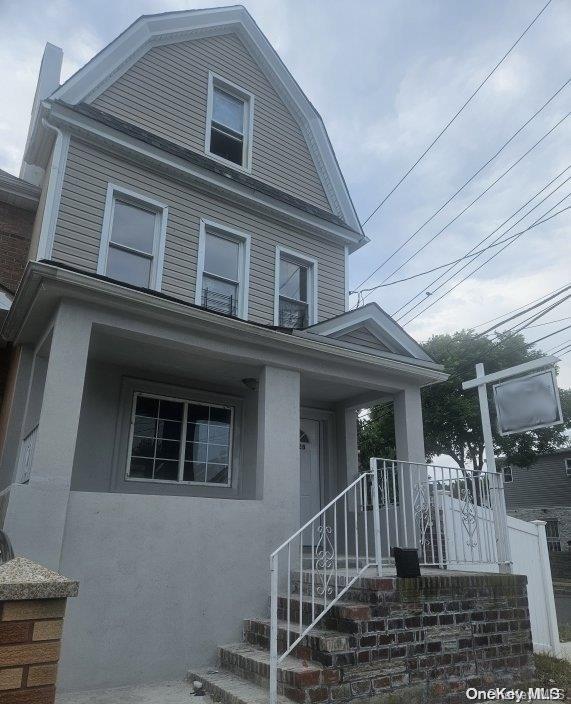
[57,489,285,691]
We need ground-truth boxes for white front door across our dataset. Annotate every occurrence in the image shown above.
[300,418,321,529]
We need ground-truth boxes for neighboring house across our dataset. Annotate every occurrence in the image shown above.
[0,169,39,449]
[502,448,571,554]
[0,7,446,695]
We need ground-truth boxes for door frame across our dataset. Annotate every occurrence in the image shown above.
[300,407,337,513]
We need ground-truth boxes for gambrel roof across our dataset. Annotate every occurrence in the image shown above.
[48,6,363,235]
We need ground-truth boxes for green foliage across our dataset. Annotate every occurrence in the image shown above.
[358,329,571,470]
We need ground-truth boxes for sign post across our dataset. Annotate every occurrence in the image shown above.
[462,355,562,574]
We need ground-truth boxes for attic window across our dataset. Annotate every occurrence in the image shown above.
[206,73,253,170]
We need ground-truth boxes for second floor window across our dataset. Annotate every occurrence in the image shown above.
[206,73,253,170]
[196,220,250,319]
[275,248,317,328]
[565,458,571,477]
[502,465,513,483]
[98,184,168,291]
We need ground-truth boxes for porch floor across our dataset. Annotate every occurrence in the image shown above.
[55,680,206,703]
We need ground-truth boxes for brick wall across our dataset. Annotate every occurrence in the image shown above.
[0,201,34,294]
[508,506,571,553]
[0,598,65,702]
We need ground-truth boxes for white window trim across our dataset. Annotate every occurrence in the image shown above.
[205,71,254,173]
[565,458,571,477]
[502,465,513,483]
[125,391,234,488]
[97,183,168,291]
[274,245,318,326]
[195,218,251,320]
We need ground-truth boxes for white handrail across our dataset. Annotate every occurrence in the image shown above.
[268,457,510,703]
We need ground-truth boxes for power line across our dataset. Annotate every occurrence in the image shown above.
[526,323,571,347]
[361,0,554,226]
[401,198,571,325]
[525,315,571,329]
[493,293,571,339]
[354,76,569,290]
[356,221,556,294]
[477,285,571,336]
[393,168,571,319]
[472,282,571,329]
[359,112,569,305]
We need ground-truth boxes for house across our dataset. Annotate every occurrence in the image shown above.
[0,7,537,703]
[0,168,40,451]
[0,7,447,695]
[502,448,571,553]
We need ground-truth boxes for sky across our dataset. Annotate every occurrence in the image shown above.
[0,0,570,388]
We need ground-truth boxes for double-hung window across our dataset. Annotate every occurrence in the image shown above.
[98,184,167,290]
[502,465,513,483]
[196,220,250,318]
[565,458,571,477]
[275,247,317,329]
[206,73,253,170]
[545,519,561,552]
[126,393,233,486]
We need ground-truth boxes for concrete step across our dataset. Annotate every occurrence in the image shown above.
[187,667,294,704]
[244,617,352,655]
[218,641,338,701]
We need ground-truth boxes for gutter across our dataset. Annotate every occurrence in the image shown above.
[2,262,448,384]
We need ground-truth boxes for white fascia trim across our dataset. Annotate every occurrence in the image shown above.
[48,7,363,234]
[36,126,70,261]
[46,104,364,253]
[195,218,251,320]
[0,290,13,311]
[273,245,318,326]
[344,245,349,312]
[97,182,169,291]
[205,71,255,173]
[308,305,432,362]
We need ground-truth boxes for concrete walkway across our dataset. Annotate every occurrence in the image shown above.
[56,680,214,703]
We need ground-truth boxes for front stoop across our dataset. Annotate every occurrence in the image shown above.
[188,572,535,704]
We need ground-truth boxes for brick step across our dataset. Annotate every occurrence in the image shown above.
[276,594,373,630]
[188,666,295,704]
[218,641,338,702]
[244,617,352,655]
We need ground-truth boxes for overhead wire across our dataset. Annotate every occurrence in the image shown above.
[361,0,554,226]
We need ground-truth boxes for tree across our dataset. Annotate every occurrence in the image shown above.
[358,329,571,470]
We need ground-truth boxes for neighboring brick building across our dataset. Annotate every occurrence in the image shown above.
[502,448,571,555]
[0,168,39,415]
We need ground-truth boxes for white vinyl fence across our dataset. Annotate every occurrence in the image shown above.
[443,498,561,656]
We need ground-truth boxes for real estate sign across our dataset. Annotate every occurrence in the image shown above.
[492,368,564,436]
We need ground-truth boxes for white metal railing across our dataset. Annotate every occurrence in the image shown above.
[268,458,510,703]
[269,470,382,703]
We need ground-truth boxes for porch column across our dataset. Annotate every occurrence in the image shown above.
[336,406,359,489]
[393,387,426,550]
[4,303,91,570]
[257,366,300,536]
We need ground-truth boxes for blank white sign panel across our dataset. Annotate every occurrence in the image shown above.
[493,368,563,436]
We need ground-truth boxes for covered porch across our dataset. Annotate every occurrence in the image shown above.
[0,262,446,692]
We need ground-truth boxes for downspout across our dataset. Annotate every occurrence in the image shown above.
[35,120,69,262]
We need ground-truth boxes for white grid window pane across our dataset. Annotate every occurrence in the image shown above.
[205,233,239,280]
[213,88,244,134]
[280,258,308,302]
[111,200,156,253]
[106,247,152,288]
[127,395,232,486]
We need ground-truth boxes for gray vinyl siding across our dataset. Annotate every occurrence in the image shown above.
[503,451,571,509]
[333,328,391,353]
[92,33,332,213]
[52,138,345,325]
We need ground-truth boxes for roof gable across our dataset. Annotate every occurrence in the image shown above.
[50,6,363,234]
[307,303,433,362]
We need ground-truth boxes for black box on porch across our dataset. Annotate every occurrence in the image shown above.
[393,547,421,577]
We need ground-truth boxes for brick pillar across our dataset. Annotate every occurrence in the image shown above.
[0,557,78,702]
